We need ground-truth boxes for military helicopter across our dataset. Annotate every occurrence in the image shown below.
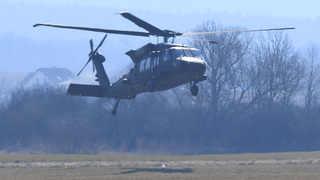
[33,12,295,115]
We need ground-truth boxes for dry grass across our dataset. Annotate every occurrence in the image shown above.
[0,151,320,179]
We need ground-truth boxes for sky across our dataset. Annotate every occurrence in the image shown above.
[1,0,320,76]
[6,0,320,19]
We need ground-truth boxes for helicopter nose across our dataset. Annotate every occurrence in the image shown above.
[177,58,206,74]
[190,61,206,73]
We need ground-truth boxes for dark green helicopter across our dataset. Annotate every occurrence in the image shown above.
[34,12,295,115]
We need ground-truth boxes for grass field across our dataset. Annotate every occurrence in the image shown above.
[1,151,320,179]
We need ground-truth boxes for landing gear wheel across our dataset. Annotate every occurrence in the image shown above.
[191,85,199,96]
[112,99,120,116]
[112,109,117,116]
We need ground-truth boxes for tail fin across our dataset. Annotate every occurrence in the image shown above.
[92,53,110,87]
[67,52,111,98]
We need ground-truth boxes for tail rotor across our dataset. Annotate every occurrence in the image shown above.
[77,34,107,76]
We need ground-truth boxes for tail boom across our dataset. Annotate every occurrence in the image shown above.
[67,84,109,97]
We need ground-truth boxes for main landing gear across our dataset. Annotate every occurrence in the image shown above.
[190,81,199,96]
[112,99,120,116]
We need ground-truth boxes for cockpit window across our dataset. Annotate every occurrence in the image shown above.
[170,49,205,60]
[193,50,205,59]
[184,49,193,57]
[171,49,183,59]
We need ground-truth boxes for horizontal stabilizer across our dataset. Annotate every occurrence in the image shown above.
[67,84,109,97]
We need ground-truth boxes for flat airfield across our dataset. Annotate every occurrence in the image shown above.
[1,151,320,180]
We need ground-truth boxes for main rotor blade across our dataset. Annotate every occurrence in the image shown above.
[177,36,217,43]
[118,12,164,36]
[33,23,150,37]
[182,27,296,36]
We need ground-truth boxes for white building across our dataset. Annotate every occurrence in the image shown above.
[21,67,74,88]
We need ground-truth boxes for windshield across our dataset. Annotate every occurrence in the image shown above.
[170,49,205,60]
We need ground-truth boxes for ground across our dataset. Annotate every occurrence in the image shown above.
[0,152,320,179]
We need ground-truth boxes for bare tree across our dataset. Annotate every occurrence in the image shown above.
[249,32,304,111]
[304,45,320,110]
[190,20,254,118]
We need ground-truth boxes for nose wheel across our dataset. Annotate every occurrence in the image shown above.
[190,82,199,96]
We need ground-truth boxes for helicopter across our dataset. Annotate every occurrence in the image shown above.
[33,12,295,115]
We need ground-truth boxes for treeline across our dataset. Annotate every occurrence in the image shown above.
[1,21,320,154]
[0,83,319,154]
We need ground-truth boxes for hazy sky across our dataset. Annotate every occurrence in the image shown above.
[1,0,319,74]
[6,0,320,19]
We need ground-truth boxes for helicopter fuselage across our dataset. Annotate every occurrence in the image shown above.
[113,45,207,99]
[68,43,207,99]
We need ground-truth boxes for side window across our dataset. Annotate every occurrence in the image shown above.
[139,60,145,72]
[154,56,159,67]
[145,58,150,70]
[159,52,164,65]
[164,50,170,61]
[150,57,154,69]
